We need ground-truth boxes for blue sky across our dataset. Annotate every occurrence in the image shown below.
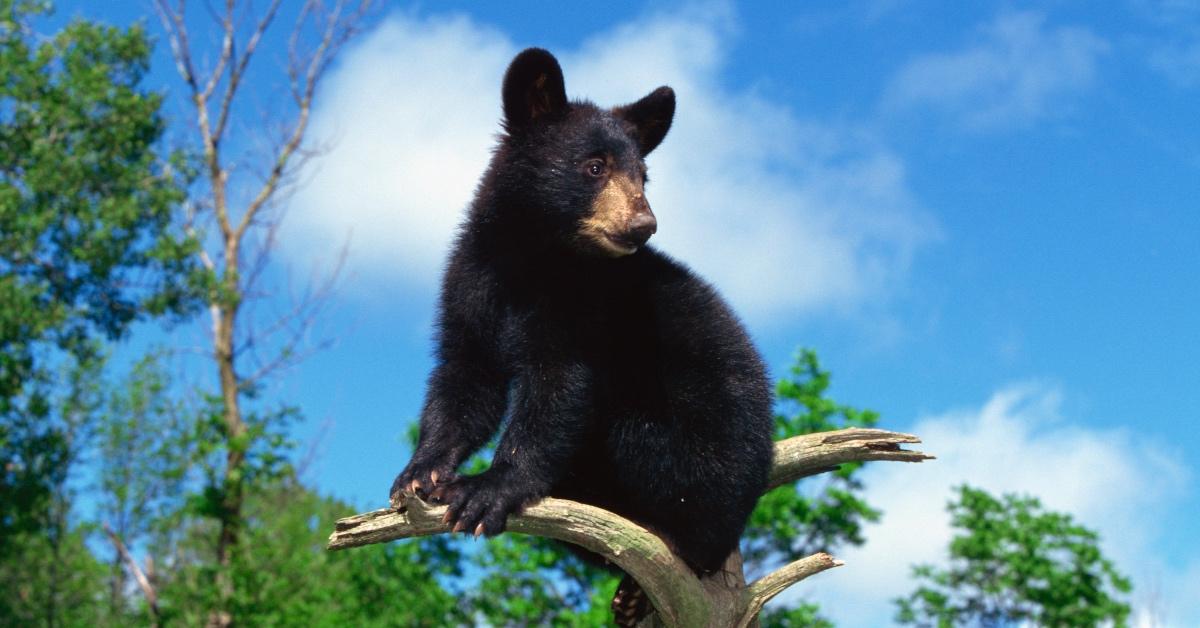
[55,1,1200,625]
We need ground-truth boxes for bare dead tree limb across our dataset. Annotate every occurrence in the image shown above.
[154,2,374,625]
[739,552,843,627]
[328,427,933,627]
[102,522,160,626]
[331,497,711,626]
[768,427,931,489]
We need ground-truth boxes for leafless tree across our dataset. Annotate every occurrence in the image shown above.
[152,1,372,623]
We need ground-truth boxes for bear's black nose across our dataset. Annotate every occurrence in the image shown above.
[627,212,657,247]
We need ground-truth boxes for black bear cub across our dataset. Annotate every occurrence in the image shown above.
[391,48,774,624]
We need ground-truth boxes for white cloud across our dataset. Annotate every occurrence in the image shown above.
[780,383,1199,626]
[283,6,935,326]
[283,13,514,286]
[883,11,1109,130]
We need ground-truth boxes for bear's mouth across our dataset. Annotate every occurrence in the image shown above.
[577,221,642,257]
[602,231,640,255]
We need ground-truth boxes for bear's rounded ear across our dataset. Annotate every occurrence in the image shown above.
[615,86,675,156]
[502,48,568,131]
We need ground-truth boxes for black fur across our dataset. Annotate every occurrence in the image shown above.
[391,48,774,578]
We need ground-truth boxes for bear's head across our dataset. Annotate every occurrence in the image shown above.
[496,48,675,258]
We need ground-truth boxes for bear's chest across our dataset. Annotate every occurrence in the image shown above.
[495,279,664,383]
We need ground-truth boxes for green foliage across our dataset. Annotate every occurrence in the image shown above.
[190,396,301,503]
[0,3,469,626]
[0,347,108,625]
[894,485,1133,627]
[470,534,620,626]
[233,481,464,627]
[0,525,108,626]
[97,352,190,535]
[0,0,198,364]
[93,352,194,621]
[0,0,198,555]
[82,360,466,626]
[148,479,466,627]
[760,602,835,628]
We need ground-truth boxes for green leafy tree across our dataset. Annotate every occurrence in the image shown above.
[0,349,109,626]
[895,485,1132,627]
[0,523,108,627]
[3,3,516,626]
[0,0,197,550]
[760,602,834,628]
[147,477,466,627]
[86,363,466,626]
[470,535,619,626]
[94,352,192,623]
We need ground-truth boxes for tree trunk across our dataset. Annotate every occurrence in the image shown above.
[212,299,243,627]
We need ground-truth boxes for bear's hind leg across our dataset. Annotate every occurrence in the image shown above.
[611,573,652,627]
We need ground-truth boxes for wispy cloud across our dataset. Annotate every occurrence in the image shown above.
[1130,0,1200,88]
[1150,37,1200,87]
[883,11,1109,130]
[783,384,1198,626]
[282,5,936,327]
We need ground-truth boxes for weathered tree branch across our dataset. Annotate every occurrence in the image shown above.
[331,497,711,626]
[739,552,843,627]
[768,427,931,489]
[102,522,160,625]
[328,428,932,626]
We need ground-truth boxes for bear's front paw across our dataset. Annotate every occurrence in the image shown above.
[389,458,458,509]
[430,471,530,537]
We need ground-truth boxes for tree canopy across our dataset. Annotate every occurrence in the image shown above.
[895,485,1132,627]
[0,0,196,551]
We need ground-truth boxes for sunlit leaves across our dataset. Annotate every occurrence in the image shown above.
[0,0,199,553]
[894,485,1132,627]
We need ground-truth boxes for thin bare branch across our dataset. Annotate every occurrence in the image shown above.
[212,0,283,143]
[152,1,199,95]
[234,2,344,243]
[233,0,369,246]
[199,0,234,101]
[237,238,346,387]
[156,0,234,244]
[739,553,843,627]
[103,522,160,625]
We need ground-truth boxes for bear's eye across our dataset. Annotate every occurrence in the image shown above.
[584,159,607,178]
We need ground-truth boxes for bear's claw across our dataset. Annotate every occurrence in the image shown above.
[433,471,526,537]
